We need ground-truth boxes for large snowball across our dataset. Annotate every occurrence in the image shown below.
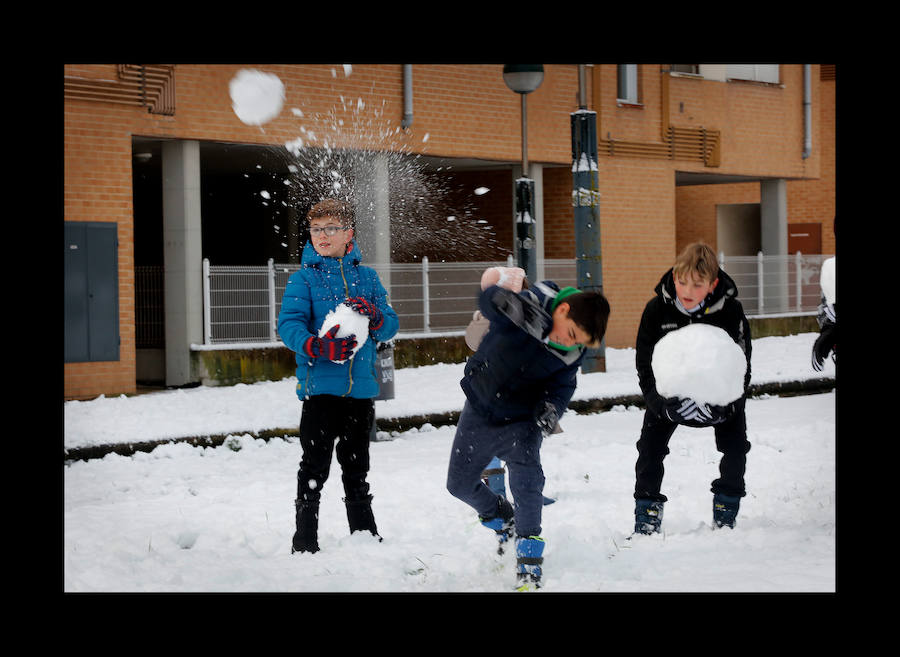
[652,323,746,406]
[318,303,369,363]
[820,257,836,305]
[229,69,285,126]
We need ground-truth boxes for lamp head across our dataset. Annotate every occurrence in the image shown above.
[503,64,544,94]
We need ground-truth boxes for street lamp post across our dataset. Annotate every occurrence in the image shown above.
[503,65,544,283]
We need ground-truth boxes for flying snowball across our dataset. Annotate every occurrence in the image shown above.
[652,323,746,406]
[318,302,369,363]
[229,69,285,126]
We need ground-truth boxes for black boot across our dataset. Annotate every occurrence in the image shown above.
[713,493,741,529]
[345,495,382,541]
[292,500,320,554]
[634,498,664,535]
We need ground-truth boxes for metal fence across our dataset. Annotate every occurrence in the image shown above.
[135,265,165,348]
[718,252,833,317]
[174,252,831,345]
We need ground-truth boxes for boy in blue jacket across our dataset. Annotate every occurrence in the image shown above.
[277,199,399,554]
[446,280,610,589]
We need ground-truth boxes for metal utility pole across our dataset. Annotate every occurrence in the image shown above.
[571,65,605,373]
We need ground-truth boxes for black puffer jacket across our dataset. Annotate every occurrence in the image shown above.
[635,268,752,419]
[461,281,584,424]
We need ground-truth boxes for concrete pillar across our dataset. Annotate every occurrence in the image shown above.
[162,140,204,386]
[352,152,392,291]
[760,179,787,255]
[760,178,788,313]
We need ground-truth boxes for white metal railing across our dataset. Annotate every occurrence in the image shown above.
[717,251,833,317]
[196,253,832,345]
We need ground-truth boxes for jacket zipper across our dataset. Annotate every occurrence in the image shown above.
[338,255,354,397]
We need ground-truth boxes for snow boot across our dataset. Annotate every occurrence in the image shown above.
[713,493,741,529]
[481,457,507,497]
[634,498,664,535]
[515,535,545,590]
[479,495,515,554]
[291,500,320,554]
[482,458,555,505]
[345,494,382,541]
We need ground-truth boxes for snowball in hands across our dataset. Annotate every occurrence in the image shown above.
[481,266,525,292]
[652,324,746,406]
[318,302,369,363]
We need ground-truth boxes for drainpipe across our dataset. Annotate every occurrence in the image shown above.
[577,63,587,109]
[401,64,413,129]
[802,64,812,159]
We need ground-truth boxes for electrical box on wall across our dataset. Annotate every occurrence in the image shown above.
[65,222,119,362]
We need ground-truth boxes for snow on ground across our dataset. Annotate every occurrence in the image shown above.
[63,333,836,592]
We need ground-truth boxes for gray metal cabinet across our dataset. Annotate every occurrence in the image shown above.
[65,222,119,362]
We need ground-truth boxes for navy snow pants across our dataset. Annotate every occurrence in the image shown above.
[446,401,545,537]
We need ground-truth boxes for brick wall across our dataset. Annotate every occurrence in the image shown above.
[596,160,678,348]
[64,97,137,399]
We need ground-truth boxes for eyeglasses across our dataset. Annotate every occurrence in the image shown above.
[309,225,349,236]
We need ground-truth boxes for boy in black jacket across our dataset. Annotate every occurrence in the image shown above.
[633,243,752,534]
[446,280,610,589]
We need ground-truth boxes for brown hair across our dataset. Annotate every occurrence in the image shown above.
[307,198,355,228]
[564,291,610,348]
[672,242,719,283]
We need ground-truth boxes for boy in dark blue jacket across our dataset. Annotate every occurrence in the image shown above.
[278,199,399,554]
[446,280,609,589]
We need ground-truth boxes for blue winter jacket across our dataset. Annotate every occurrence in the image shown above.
[461,281,585,424]
[277,240,399,400]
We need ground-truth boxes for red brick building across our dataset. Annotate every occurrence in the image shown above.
[64,64,835,399]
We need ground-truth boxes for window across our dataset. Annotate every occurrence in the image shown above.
[726,64,780,84]
[617,64,639,104]
[670,64,699,75]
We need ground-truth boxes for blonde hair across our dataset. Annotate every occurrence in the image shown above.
[673,242,719,283]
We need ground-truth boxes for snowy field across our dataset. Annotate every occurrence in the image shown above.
[63,334,836,593]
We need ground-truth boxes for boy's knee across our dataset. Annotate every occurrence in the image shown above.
[446,472,465,500]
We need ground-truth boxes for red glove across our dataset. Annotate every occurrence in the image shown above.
[346,297,384,330]
[304,325,357,361]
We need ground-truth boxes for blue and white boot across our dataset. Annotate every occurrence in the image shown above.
[713,493,741,529]
[481,457,507,497]
[515,536,545,591]
[479,495,515,554]
[481,457,556,505]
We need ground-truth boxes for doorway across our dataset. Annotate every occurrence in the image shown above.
[716,203,760,256]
